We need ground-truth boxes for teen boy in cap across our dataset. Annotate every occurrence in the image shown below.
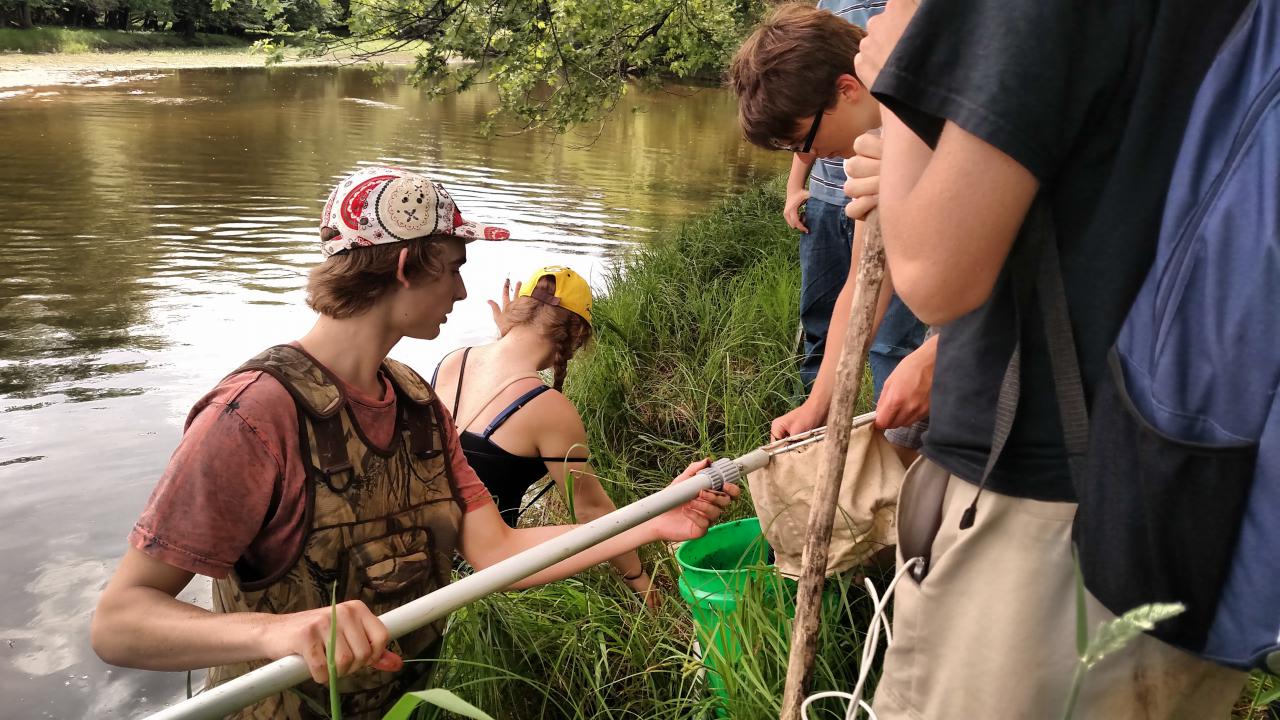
[90,167,738,720]
[728,4,936,445]
[848,0,1250,717]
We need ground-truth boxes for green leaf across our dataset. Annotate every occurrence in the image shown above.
[1255,677,1280,705]
[380,689,496,720]
[328,582,341,720]
[1082,602,1185,669]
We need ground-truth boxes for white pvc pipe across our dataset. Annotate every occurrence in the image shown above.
[142,451,770,720]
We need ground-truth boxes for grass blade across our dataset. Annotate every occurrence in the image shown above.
[329,582,341,720]
[381,689,496,720]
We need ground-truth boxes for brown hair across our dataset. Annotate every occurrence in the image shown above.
[306,230,450,319]
[727,3,866,149]
[497,274,593,391]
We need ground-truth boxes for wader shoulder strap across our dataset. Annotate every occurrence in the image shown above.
[383,357,445,460]
[234,345,352,479]
[234,344,343,419]
[382,356,438,407]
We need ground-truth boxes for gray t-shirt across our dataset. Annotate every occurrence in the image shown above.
[808,0,884,206]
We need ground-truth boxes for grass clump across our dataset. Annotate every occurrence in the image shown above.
[0,27,246,54]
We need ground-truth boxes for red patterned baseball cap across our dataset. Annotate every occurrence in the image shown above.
[319,166,509,258]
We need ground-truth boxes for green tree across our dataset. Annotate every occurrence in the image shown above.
[263,0,767,133]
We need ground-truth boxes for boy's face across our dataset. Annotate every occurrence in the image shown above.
[393,238,468,340]
[785,74,881,161]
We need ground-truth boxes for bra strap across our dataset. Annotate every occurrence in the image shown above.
[482,385,553,438]
[456,371,544,433]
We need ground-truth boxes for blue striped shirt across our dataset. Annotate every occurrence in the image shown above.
[809,0,885,206]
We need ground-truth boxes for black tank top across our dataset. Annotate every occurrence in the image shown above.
[432,348,588,527]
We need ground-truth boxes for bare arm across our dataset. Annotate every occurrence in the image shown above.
[771,219,895,439]
[878,113,1039,325]
[458,460,737,590]
[536,396,645,581]
[784,153,818,232]
[874,332,938,430]
[91,548,399,683]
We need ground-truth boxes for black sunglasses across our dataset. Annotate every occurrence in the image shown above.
[774,110,824,154]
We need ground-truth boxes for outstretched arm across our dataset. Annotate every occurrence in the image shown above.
[92,548,400,684]
[457,459,738,590]
[771,214,894,440]
[536,395,654,605]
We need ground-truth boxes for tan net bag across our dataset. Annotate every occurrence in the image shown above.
[747,420,905,578]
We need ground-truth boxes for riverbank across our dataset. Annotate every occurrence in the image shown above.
[0,33,421,90]
[0,27,246,54]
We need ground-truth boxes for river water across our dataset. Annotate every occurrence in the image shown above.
[0,63,787,719]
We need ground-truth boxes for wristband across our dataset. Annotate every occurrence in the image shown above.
[622,569,645,582]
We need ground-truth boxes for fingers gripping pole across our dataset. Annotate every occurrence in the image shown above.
[142,451,763,720]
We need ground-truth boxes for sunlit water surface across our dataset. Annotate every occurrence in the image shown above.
[0,64,787,719]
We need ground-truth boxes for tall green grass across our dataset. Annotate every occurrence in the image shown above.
[417,179,885,719]
[0,27,246,54]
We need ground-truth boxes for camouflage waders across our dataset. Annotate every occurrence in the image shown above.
[203,345,462,720]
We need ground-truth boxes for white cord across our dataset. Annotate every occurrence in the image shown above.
[800,556,924,720]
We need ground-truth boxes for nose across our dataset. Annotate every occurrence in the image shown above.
[455,274,467,302]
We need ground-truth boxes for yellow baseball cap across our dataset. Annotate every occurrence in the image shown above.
[519,265,592,323]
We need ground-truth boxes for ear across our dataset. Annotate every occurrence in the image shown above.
[395,247,411,289]
[835,73,864,103]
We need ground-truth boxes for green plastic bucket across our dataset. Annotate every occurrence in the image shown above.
[676,517,771,714]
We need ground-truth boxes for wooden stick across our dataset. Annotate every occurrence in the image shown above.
[780,211,887,719]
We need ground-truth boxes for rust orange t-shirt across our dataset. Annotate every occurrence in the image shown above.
[129,360,493,582]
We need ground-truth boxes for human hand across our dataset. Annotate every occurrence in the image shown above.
[853,0,919,90]
[784,188,811,232]
[843,132,883,221]
[259,600,402,684]
[623,570,661,611]
[874,342,934,430]
[770,401,828,441]
[487,277,522,329]
[649,459,740,543]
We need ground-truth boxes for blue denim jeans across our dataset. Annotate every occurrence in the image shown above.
[799,198,928,399]
[869,294,929,402]
[799,198,853,390]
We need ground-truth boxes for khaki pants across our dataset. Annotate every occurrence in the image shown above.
[871,459,1247,720]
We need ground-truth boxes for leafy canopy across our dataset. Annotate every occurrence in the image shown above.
[253,0,767,133]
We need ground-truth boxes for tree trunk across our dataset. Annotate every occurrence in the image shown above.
[18,1,33,29]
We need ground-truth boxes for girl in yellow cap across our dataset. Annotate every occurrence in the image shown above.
[432,265,658,608]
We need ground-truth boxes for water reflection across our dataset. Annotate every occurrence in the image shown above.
[0,64,787,718]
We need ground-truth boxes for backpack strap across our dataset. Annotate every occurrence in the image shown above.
[381,356,438,407]
[1036,218,1091,483]
[961,198,1078,529]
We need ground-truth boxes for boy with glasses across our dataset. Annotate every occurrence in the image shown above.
[729,3,932,444]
